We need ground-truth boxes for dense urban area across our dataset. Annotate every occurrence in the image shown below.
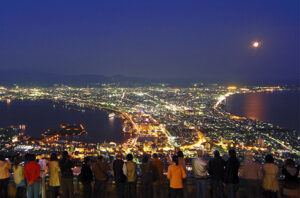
[0,84,299,168]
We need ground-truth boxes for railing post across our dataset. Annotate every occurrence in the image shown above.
[42,176,46,198]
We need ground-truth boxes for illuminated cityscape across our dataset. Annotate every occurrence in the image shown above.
[0,84,299,165]
[0,1,299,197]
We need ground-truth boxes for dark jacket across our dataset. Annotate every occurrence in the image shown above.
[282,166,299,189]
[224,156,240,184]
[59,157,74,178]
[208,156,225,181]
[141,162,153,184]
[24,161,40,185]
[92,161,109,181]
[113,159,126,183]
[80,164,93,184]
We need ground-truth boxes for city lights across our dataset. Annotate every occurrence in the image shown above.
[0,84,298,162]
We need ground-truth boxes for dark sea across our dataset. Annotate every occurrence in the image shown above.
[225,90,300,134]
[0,100,125,143]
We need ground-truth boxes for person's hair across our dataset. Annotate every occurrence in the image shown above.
[116,152,123,159]
[152,153,158,159]
[213,150,220,157]
[177,151,184,158]
[25,153,31,161]
[84,157,91,164]
[126,154,133,161]
[50,153,58,161]
[29,154,36,162]
[172,155,179,166]
[228,149,236,158]
[62,151,68,158]
[0,155,5,161]
[197,150,203,157]
[285,159,295,167]
[14,156,22,168]
[265,154,274,163]
[142,155,149,163]
[97,156,103,161]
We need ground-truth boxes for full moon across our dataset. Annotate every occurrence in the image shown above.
[252,41,260,48]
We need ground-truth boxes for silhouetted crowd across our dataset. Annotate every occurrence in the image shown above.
[0,149,299,198]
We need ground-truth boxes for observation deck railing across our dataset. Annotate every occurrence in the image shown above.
[7,176,288,198]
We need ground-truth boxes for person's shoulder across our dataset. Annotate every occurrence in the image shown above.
[114,159,123,165]
[25,161,32,167]
[262,163,268,169]
[253,161,261,167]
[130,161,136,166]
[153,159,162,165]
[168,164,174,169]
[92,163,97,168]
[234,157,240,164]
[201,158,208,164]
[35,162,41,168]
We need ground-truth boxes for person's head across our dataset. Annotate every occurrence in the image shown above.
[84,157,91,165]
[14,156,22,168]
[62,151,68,158]
[197,150,203,158]
[265,154,274,164]
[152,153,158,159]
[50,153,58,161]
[142,155,149,164]
[285,159,295,167]
[29,154,36,162]
[25,153,31,162]
[172,155,179,166]
[126,154,133,161]
[213,150,220,157]
[245,151,253,161]
[177,151,184,158]
[97,155,104,162]
[116,152,123,159]
[228,149,236,158]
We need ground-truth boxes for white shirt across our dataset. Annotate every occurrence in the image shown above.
[192,157,208,178]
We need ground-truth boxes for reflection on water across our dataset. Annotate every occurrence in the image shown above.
[0,100,125,143]
[109,117,115,127]
[243,94,266,121]
[226,91,300,133]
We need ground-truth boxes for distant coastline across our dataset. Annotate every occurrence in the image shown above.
[0,100,125,143]
[224,90,300,134]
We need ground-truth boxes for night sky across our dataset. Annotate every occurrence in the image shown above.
[0,0,298,82]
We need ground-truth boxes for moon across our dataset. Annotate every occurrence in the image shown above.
[252,41,260,48]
